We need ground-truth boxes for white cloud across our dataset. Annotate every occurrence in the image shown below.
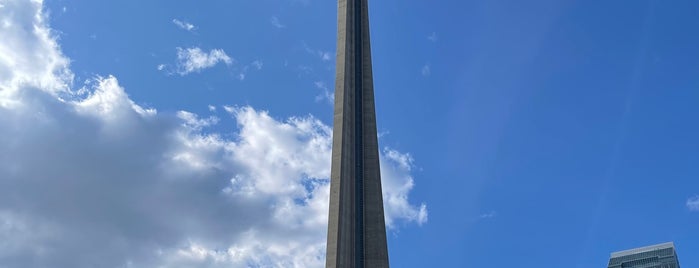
[0,0,73,108]
[320,51,332,61]
[177,110,219,130]
[172,19,196,32]
[687,196,699,211]
[421,64,431,77]
[479,211,497,219]
[236,60,263,81]
[381,148,429,227]
[0,1,427,267]
[378,130,390,138]
[302,42,333,62]
[428,32,438,42]
[208,105,217,112]
[296,65,314,78]
[270,16,285,29]
[175,47,233,75]
[313,81,334,104]
[251,60,263,70]
[157,64,165,71]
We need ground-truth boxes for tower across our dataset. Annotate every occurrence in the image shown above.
[325,0,390,267]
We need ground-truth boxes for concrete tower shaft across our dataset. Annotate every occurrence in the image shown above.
[325,0,389,267]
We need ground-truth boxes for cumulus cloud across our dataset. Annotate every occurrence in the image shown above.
[381,149,429,227]
[0,0,72,107]
[0,1,427,267]
[687,196,699,211]
[175,47,232,75]
[172,19,196,32]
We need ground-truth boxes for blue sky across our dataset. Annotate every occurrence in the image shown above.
[1,0,698,267]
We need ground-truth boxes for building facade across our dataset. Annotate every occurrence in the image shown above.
[608,242,680,268]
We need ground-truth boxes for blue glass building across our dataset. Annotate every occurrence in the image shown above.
[608,242,680,268]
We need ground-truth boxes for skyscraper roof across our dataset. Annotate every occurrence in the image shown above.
[610,242,675,258]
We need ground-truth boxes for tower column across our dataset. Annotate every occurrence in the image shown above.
[325,0,389,267]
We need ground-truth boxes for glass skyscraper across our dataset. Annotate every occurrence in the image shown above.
[607,242,680,268]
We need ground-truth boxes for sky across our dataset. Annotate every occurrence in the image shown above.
[1,0,698,267]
